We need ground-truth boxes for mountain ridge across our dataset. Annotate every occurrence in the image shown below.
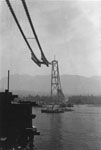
[1,74,101,96]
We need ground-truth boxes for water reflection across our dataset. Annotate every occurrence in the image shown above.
[33,106,101,150]
[49,114,63,150]
[32,109,63,150]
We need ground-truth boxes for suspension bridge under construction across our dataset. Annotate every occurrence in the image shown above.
[5,0,65,104]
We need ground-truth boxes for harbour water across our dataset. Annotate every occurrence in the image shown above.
[32,105,101,150]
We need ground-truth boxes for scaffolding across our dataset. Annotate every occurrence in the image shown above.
[51,60,65,104]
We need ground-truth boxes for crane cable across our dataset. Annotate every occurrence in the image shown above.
[21,0,50,67]
[5,0,49,67]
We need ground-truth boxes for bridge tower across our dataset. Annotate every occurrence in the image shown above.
[51,60,65,104]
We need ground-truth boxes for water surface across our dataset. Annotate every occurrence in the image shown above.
[32,105,101,150]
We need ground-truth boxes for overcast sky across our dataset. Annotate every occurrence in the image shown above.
[0,0,101,78]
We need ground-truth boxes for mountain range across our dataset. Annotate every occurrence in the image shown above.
[1,74,101,96]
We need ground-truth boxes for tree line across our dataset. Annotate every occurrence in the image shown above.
[68,95,101,105]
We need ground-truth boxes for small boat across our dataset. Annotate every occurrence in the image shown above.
[41,105,64,113]
[41,108,64,113]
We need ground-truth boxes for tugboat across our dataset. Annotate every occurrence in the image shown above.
[0,71,40,150]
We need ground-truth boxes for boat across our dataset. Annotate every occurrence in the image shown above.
[41,108,64,113]
[41,105,64,113]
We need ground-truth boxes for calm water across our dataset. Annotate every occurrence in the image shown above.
[32,105,101,150]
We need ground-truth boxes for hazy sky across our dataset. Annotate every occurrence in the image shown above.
[0,0,101,78]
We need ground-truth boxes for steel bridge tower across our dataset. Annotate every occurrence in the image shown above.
[51,60,65,104]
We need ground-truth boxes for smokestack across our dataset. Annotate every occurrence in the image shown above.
[8,70,10,92]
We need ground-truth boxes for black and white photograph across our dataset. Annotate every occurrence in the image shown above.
[0,0,101,149]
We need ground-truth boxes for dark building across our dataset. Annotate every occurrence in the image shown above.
[0,89,39,149]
